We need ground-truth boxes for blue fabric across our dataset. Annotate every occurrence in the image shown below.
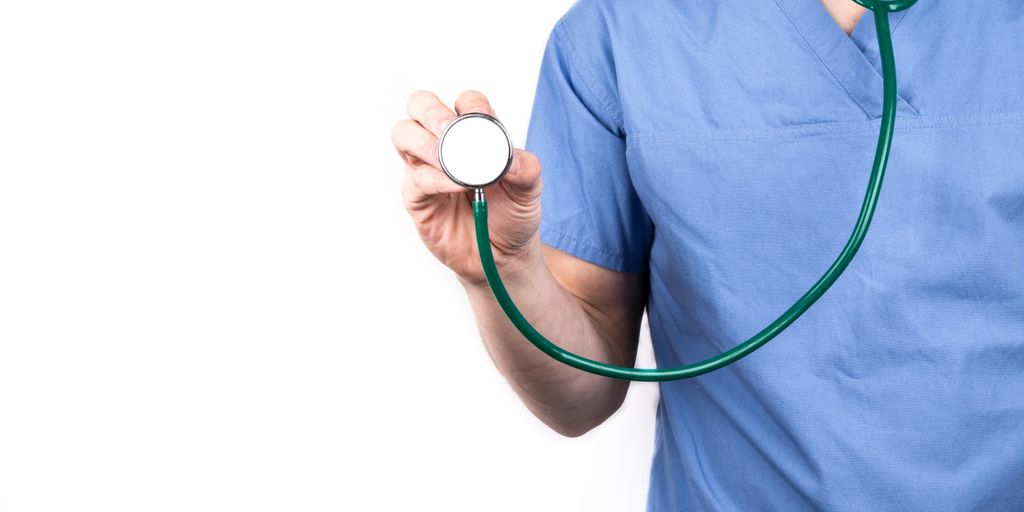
[524,0,1024,510]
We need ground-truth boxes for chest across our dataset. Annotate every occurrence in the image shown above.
[618,6,1024,341]
[611,0,1024,134]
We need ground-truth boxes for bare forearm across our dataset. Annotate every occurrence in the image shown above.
[460,240,633,437]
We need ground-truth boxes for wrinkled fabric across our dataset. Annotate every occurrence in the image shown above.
[524,0,1024,509]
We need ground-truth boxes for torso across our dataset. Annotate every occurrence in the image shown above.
[553,0,1024,509]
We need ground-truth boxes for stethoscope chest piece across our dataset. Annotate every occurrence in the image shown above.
[437,113,514,189]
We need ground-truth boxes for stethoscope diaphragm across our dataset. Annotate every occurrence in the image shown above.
[437,113,514,189]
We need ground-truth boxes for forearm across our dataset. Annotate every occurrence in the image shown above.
[459,239,634,437]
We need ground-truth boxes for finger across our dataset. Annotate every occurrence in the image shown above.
[501,149,543,200]
[391,119,441,168]
[403,164,465,205]
[454,90,495,116]
[406,90,458,137]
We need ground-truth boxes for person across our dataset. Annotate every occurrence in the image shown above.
[391,0,1024,509]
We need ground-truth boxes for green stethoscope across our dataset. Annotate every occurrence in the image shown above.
[436,1,917,382]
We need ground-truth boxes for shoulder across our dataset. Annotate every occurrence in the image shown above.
[549,0,736,78]
[555,0,674,41]
[546,0,707,119]
[554,0,738,39]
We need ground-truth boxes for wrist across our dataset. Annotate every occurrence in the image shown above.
[459,236,546,291]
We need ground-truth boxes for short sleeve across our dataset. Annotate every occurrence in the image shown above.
[524,19,653,273]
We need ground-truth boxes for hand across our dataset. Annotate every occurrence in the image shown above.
[392,90,544,286]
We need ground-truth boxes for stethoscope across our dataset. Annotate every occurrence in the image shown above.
[436,0,917,382]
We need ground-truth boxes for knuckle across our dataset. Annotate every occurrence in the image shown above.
[407,89,438,114]
[426,104,452,125]
[390,119,408,143]
[404,166,425,188]
[417,135,437,158]
[393,120,421,151]
[401,178,419,205]
[409,167,429,191]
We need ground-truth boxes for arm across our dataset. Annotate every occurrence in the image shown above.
[461,243,646,437]
[393,89,646,437]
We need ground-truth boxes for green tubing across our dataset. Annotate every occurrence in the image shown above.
[473,9,902,382]
[852,0,918,13]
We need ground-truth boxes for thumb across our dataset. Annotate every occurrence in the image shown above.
[501,149,542,199]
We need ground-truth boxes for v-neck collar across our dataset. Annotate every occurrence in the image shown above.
[774,0,919,118]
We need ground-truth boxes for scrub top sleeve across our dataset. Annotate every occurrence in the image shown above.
[524,21,653,273]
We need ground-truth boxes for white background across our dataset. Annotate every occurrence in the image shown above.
[0,1,659,511]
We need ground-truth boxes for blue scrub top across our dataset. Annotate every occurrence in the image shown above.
[524,0,1024,509]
